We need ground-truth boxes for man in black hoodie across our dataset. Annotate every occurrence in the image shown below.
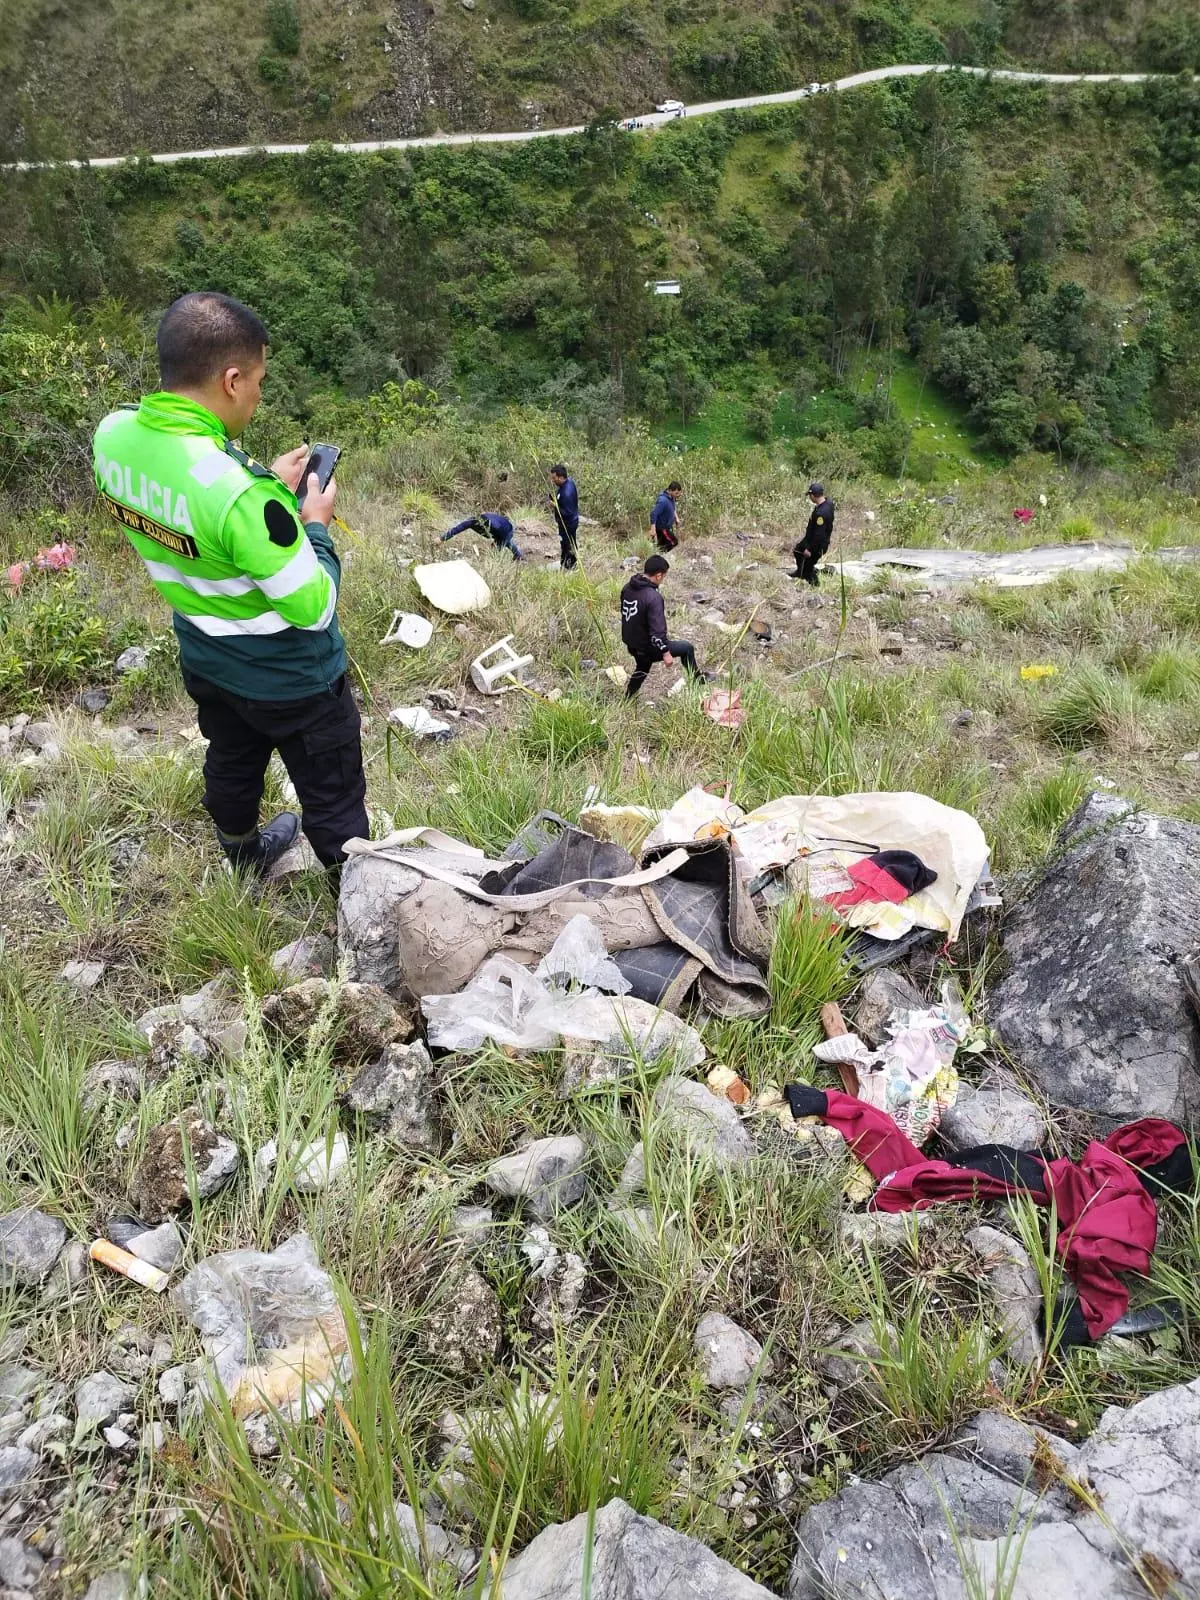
[619,554,704,699]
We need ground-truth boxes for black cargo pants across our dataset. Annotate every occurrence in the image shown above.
[183,671,369,867]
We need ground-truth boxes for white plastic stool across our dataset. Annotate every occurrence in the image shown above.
[470,636,535,695]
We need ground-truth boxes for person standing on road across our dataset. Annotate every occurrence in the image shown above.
[791,481,835,586]
[92,290,369,879]
[441,511,524,561]
[619,554,706,699]
[549,464,580,570]
[650,480,683,552]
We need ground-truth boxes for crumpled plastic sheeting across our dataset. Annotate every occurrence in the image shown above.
[422,955,629,1052]
[536,914,631,995]
[174,1233,349,1418]
[733,792,990,943]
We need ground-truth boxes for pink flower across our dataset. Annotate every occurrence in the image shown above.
[5,563,28,589]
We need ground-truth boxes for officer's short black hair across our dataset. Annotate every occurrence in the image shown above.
[644,554,670,576]
[157,292,269,388]
[667,480,683,492]
[550,463,569,478]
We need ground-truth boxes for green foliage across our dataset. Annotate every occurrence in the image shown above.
[266,0,300,56]
[0,579,107,712]
[517,697,609,764]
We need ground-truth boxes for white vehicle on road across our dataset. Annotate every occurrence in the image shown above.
[807,81,822,93]
[654,99,686,115]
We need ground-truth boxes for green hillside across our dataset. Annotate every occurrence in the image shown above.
[7,73,1200,493]
[3,0,1200,161]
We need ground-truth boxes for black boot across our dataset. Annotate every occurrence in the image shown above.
[216,812,300,875]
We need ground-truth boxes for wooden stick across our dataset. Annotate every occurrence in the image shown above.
[821,1001,859,1097]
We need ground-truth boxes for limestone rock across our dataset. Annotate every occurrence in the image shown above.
[485,1136,588,1219]
[0,1535,43,1590]
[854,968,924,1046]
[818,1318,892,1389]
[60,958,106,991]
[966,1225,1042,1366]
[496,1496,777,1598]
[1072,1374,1200,1584]
[0,1207,66,1287]
[839,1212,923,1251]
[271,934,336,984]
[0,1445,37,1497]
[940,1082,1045,1151]
[83,1573,139,1600]
[125,1222,184,1274]
[261,978,415,1061]
[128,1111,239,1222]
[652,1076,754,1167]
[448,1206,493,1251]
[75,1371,136,1431]
[422,1269,502,1375]
[694,1313,771,1391]
[81,1058,144,1108]
[342,1040,440,1149]
[559,1003,706,1095]
[393,1499,475,1577]
[991,794,1200,1121]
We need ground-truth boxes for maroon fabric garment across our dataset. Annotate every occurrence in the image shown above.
[817,1090,1186,1338]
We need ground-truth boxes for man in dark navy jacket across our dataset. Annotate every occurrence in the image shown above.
[619,554,705,698]
[441,512,524,561]
[650,480,682,551]
[549,464,579,569]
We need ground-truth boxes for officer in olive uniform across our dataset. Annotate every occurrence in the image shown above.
[792,482,835,586]
[92,291,368,877]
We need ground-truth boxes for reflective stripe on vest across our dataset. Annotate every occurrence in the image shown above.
[92,397,335,636]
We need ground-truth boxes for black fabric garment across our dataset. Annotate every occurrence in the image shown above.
[620,574,669,656]
[184,670,368,868]
[867,849,938,895]
[784,1082,828,1120]
[946,1144,1049,1190]
[1137,1141,1196,1197]
[625,640,699,698]
[477,825,635,899]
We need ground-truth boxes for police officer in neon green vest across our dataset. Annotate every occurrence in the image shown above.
[92,292,368,876]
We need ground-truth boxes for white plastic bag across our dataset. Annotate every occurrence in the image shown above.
[535,915,631,995]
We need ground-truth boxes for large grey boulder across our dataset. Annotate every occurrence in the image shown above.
[788,1383,1200,1600]
[1071,1373,1200,1583]
[495,1495,778,1597]
[991,794,1200,1121]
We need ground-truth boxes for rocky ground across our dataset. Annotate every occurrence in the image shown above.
[2,491,1200,1597]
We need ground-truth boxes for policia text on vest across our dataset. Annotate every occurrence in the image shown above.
[92,292,369,876]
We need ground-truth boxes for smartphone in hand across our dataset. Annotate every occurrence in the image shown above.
[296,442,342,498]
